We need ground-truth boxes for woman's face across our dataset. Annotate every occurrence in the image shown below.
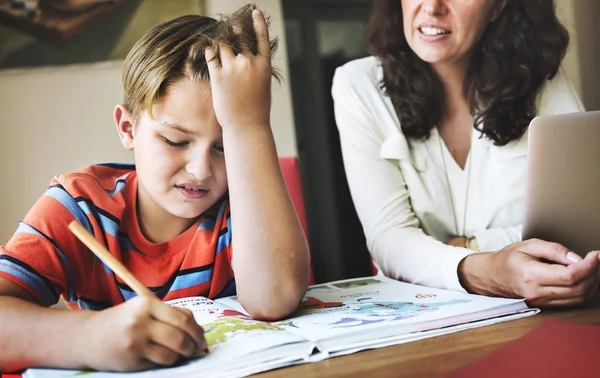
[402,0,504,70]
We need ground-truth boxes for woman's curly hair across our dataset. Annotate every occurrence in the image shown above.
[366,0,569,146]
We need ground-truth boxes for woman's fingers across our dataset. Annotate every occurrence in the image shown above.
[522,254,600,306]
[527,296,588,308]
[517,239,581,265]
[530,250,600,287]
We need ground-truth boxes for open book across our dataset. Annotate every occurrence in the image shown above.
[24,275,538,378]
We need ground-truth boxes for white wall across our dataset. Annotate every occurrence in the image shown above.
[203,0,298,157]
[0,62,132,244]
[556,0,600,110]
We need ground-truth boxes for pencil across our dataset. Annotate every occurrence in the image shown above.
[69,220,211,357]
[68,220,154,297]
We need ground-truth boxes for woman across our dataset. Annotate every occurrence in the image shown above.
[332,0,599,307]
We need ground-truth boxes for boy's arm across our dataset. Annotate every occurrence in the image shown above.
[0,277,206,372]
[0,187,206,371]
[0,277,95,372]
[205,9,310,320]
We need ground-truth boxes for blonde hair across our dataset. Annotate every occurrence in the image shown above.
[123,4,281,119]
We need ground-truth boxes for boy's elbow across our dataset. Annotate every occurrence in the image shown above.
[238,281,306,321]
[242,296,300,321]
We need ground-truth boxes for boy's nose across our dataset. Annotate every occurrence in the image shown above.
[185,154,213,182]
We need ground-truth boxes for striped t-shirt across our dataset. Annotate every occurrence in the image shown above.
[0,163,235,310]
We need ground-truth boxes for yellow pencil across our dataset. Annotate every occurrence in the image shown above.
[68,220,154,297]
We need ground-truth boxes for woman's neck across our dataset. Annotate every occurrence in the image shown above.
[432,61,474,170]
[433,62,469,112]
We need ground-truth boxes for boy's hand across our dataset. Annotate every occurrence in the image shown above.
[205,8,272,130]
[83,295,207,371]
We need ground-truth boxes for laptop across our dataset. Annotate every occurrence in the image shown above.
[522,110,600,256]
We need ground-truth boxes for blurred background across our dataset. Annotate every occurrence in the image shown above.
[1,0,598,283]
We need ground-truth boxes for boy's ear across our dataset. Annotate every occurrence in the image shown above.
[114,104,135,151]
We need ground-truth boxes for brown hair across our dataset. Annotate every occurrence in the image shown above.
[123,4,281,119]
[366,0,569,146]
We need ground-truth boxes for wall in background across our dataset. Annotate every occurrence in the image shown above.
[203,0,297,158]
[0,62,131,244]
[556,0,600,110]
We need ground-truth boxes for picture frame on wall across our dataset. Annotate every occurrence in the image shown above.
[0,0,203,69]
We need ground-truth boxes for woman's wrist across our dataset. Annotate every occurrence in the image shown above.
[457,252,494,295]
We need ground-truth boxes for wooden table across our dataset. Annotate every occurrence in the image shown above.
[256,295,600,377]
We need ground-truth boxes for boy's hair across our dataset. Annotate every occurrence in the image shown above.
[123,4,281,119]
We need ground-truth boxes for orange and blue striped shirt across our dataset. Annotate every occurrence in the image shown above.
[0,163,235,310]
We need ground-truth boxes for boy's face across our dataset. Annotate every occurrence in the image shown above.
[117,78,228,227]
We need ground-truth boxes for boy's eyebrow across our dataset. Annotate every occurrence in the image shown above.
[160,122,195,135]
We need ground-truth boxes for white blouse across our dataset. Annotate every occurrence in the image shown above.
[332,56,584,292]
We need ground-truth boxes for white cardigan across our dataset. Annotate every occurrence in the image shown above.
[332,56,584,292]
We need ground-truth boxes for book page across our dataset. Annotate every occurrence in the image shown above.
[24,297,311,378]
[165,297,309,360]
[278,276,530,346]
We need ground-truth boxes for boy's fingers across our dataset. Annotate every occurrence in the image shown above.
[151,303,206,351]
[175,307,208,350]
[205,47,218,71]
[144,342,182,367]
[148,320,195,358]
[217,42,236,65]
[252,8,270,57]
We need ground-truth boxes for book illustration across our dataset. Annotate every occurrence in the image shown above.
[331,278,383,289]
[286,298,471,330]
[324,299,471,328]
[306,284,334,293]
[296,296,345,311]
[204,317,286,346]
[415,293,437,299]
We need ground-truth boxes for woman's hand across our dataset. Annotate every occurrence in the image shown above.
[205,8,272,131]
[458,239,600,307]
[82,295,207,371]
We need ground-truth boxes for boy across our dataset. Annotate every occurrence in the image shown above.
[0,5,309,372]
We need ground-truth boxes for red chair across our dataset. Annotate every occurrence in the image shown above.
[279,157,315,285]
[279,157,379,284]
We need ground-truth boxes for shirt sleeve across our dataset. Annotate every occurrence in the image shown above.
[0,179,85,307]
[332,64,474,292]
